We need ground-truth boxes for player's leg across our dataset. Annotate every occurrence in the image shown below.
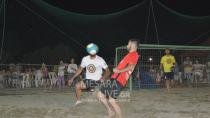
[170,72,174,88]
[108,97,122,118]
[96,91,115,117]
[107,80,123,118]
[75,80,86,104]
[164,73,170,92]
[166,79,170,92]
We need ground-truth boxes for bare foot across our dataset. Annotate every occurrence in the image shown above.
[107,110,115,118]
[75,100,82,105]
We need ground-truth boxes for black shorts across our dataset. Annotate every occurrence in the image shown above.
[83,79,101,90]
[164,72,174,80]
[100,79,123,99]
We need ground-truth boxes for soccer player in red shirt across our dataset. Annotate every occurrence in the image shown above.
[97,40,139,118]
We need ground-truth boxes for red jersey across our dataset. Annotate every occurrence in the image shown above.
[111,51,139,86]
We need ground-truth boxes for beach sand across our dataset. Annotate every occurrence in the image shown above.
[0,87,210,118]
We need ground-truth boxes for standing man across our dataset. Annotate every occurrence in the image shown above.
[183,57,193,87]
[68,43,110,105]
[160,48,176,92]
[58,60,66,89]
[97,40,139,118]
[193,60,204,87]
[67,58,78,86]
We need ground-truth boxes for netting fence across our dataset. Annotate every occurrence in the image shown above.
[115,44,210,90]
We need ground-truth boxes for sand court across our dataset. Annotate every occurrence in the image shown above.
[0,88,210,118]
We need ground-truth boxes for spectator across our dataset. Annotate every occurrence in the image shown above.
[21,69,30,88]
[149,65,156,79]
[15,64,22,88]
[173,63,182,87]
[5,70,12,88]
[193,60,204,87]
[67,58,78,85]
[48,71,58,88]
[207,61,210,82]
[29,68,35,88]
[58,60,66,89]
[0,70,5,88]
[35,68,42,88]
[41,63,49,88]
[183,57,193,87]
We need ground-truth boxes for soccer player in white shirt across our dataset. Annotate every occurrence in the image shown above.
[68,43,110,105]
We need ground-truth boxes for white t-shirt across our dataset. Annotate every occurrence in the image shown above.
[35,70,42,78]
[183,60,192,65]
[67,64,78,73]
[193,64,204,73]
[58,65,65,76]
[80,55,108,81]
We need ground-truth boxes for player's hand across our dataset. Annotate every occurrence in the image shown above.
[68,79,74,86]
[113,68,120,73]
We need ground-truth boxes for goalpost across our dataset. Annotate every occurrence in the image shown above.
[115,44,210,91]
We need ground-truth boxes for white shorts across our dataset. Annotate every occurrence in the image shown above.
[194,71,203,77]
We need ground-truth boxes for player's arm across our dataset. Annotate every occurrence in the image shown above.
[68,66,83,86]
[114,55,139,73]
[100,58,110,80]
[69,57,85,82]
[71,66,83,80]
[172,56,176,66]
[102,68,110,80]
[75,64,78,71]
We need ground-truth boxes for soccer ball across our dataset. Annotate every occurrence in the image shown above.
[86,43,99,55]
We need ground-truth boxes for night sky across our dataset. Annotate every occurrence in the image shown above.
[1,0,210,64]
